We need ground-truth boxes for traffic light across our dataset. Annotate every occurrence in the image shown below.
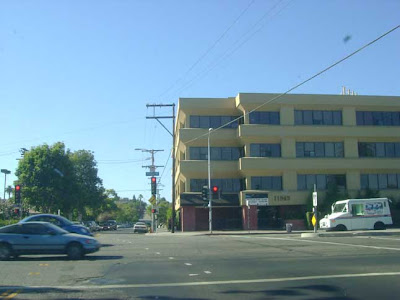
[201,185,209,201]
[151,177,157,195]
[151,208,157,214]
[212,186,219,199]
[15,185,21,204]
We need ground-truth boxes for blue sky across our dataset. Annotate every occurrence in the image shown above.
[0,0,399,204]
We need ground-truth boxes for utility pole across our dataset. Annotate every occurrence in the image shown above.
[134,148,163,221]
[1,169,11,201]
[146,103,176,233]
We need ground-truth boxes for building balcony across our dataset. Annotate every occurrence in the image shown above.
[178,128,239,146]
[179,160,239,177]
[238,124,400,141]
[239,157,400,174]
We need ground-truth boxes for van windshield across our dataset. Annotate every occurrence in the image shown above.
[333,203,347,213]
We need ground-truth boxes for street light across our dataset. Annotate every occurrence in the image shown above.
[1,169,11,201]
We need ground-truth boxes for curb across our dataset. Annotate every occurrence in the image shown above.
[301,230,400,238]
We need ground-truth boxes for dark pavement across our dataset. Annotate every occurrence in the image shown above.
[1,228,400,299]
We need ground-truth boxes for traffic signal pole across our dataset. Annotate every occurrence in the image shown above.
[208,128,212,234]
[146,104,176,233]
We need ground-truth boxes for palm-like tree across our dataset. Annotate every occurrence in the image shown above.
[5,186,13,199]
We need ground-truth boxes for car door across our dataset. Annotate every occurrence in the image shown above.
[21,223,65,254]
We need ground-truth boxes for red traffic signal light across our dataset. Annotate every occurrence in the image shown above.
[212,186,218,193]
[151,208,157,214]
[15,185,21,191]
[151,177,156,183]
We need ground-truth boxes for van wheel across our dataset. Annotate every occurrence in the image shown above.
[374,222,385,230]
[0,243,12,261]
[336,224,347,231]
[67,243,83,260]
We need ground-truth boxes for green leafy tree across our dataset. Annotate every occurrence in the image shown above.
[5,186,13,199]
[15,142,78,215]
[69,150,104,218]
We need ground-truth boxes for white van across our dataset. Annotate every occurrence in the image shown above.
[319,198,393,231]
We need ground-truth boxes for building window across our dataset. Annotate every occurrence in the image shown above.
[189,147,243,160]
[356,111,400,126]
[249,111,280,125]
[190,116,240,129]
[297,174,346,190]
[358,142,400,157]
[294,110,342,125]
[190,179,242,192]
[250,144,281,157]
[361,173,400,190]
[296,142,344,157]
[251,176,282,190]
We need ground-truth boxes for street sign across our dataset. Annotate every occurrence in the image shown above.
[146,172,159,176]
[311,214,317,227]
[149,195,156,205]
[246,199,269,206]
[313,192,318,206]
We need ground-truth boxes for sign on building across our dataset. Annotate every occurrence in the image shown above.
[245,193,268,206]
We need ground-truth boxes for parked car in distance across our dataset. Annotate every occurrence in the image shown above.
[133,222,148,233]
[99,222,110,231]
[117,223,132,229]
[0,222,100,260]
[84,221,101,232]
[20,214,92,236]
[106,220,117,231]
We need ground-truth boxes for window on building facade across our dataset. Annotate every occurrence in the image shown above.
[190,116,240,129]
[294,110,342,125]
[296,142,344,157]
[249,111,280,125]
[356,111,400,126]
[189,147,242,160]
[297,174,346,190]
[360,173,400,190]
[251,176,282,190]
[250,144,281,157]
[190,179,242,192]
[358,142,400,157]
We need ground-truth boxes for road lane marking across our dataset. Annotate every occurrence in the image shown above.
[39,263,49,267]
[28,272,40,276]
[4,290,20,299]
[356,236,400,241]
[156,252,161,255]
[204,271,212,274]
[228,235,400,251]
[184,263,192,266]
[145,248,149,250]
[168,257,174,260]
[7,272,400,290]
[1,290,11,297]
[189,274,199,277]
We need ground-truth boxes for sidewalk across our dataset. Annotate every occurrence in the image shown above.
[148,228,400,238]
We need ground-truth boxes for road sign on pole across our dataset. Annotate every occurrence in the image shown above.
[313,192,318,207]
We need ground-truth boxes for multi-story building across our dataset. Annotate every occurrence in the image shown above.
[174,93,400,231]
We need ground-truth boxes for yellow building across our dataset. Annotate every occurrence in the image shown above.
[175,93,400,231]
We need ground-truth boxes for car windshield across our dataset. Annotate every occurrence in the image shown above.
[332,203,347,213]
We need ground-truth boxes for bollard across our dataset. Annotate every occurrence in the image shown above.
[286,223,293,233]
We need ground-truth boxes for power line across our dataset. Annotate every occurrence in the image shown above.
[184,24,400,145]
[163,0,290,100]
[157,0,256,99]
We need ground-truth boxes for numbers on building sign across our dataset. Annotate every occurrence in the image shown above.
[274,195,290,201]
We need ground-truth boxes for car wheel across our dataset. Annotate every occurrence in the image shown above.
[0,243,12,261]
[374,222,385,230]
[336,224,347,231]
[67,243,84,260]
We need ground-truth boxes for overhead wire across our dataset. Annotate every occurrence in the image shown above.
[156,0,257,100]
[183,24,400,145]
[163,0,290,100]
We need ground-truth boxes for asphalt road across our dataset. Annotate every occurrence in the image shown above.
[1,229,400,299]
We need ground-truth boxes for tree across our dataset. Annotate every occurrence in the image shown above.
[156,198,171,226]
[5,186,12,199]
[15,142,78,215]
[69,150,104,218]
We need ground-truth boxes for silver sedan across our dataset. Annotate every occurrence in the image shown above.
[0,222,101,260]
